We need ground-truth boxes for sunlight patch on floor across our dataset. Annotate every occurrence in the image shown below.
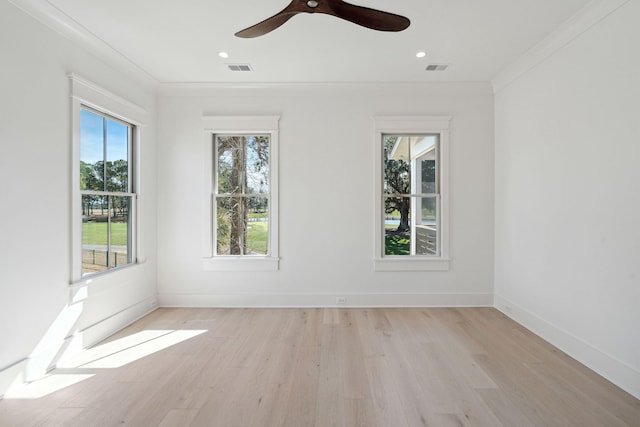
[4,373,95,399]
[82,330,207,369]
[6,329,207,399]
[61,330,208,369]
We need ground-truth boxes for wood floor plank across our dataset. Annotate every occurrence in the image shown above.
[1,308,638,427]
[362,355,410,427]
[354,309,386,358]
[343,397,378,427]
[507,324,640,426]
[300,308,324,348]
[282,344,321,427]
[323,308,340,325]
[315,323,345,427]
[249,382,291,427]
[375,310,445,426]
[523,361,630,427]
[157,408,200,427]
[473,387,541,427]
[411,308,498,390]
[338,310,371,400]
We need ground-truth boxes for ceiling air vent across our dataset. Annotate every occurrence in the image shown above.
[227,64,253,72]
[425,64,449,71]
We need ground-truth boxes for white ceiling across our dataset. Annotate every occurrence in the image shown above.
[17,0,593,83]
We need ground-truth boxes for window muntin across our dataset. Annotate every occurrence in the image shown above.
[79,107,134,276]
[383,134,440,257]
[214,134,270,256]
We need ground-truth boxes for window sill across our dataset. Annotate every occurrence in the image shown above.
[203,257,280,272]
[374,257,450,272]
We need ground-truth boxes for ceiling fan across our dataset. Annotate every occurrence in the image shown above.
[235,0,410,38]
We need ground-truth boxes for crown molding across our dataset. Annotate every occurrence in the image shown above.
[492,0,630,93]
[7,0,158,85]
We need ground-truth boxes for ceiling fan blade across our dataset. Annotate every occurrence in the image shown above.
[235,13,297,38]
[235,1,307,38]
[325,0,410,32]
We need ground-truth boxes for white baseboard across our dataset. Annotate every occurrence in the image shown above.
[0,296,156,398]
[76,296,157,349]
[158,292,494,308]
[494,294,640,400]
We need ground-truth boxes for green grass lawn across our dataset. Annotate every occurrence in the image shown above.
[385,227,410,255]
[247,221,268,254]
[86,219,404,256]
[83,222,128,246]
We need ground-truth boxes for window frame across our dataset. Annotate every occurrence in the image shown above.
[70,74,147,283]
[373,116,451,271]
[202,116,280,271]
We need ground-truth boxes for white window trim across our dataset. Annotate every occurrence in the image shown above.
[373,115,451,272]
[70,74,147,284]
[202,115,280,271]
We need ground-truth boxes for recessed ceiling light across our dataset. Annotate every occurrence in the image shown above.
[218,51,229,59]
[416,51,426,58]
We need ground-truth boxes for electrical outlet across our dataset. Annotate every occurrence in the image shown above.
[336,296,347,304]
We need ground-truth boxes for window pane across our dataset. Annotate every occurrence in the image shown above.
[246,136,270,195]
[247,197,269,255]
[416,226,437,256]
[110,196,132,267]
[417,197,438,255]
[217,135,270,196]
[216,197,269,256]
[420,197,437,226]
[216,197,246,255]
[106,119,130,193]
[383,136,410,196]
[411,135,437,195]
[217,136,244,194]
[82,195,108,275]
[420,154,437,194]
[384,196,411,256]
[80,109,105,191]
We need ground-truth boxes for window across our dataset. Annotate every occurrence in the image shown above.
[70,74,146,282]
[215,134,270,256]
[203,116,279,271]
[374,116,450,271]
[79,108,135,276]
[383,134,439,255]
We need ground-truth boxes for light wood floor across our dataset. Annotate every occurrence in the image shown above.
[1,308,638,426]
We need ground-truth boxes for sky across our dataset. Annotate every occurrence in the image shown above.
[80,108,129,165]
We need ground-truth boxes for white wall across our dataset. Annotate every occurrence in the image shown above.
[494,0,640,398]
[156,83,495,307]
[0,2,158,395]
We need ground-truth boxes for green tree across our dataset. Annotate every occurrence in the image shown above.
[383,136,410,231]
[107,159,128,192]
[217,136,269,255]
[107,159,129,218]
[80,160,106,216]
